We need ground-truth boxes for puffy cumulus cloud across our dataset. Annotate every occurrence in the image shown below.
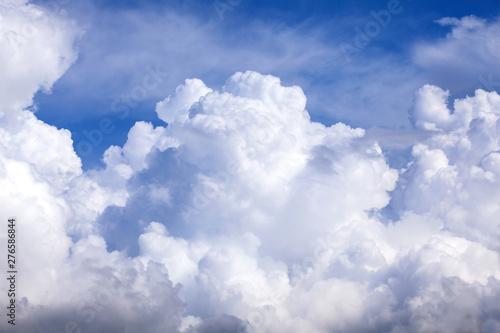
[0,2,183,333]
[405,86,500,247]
[411,84,454,131]
[81,71,400,330]
[88,71,499,331]
[112,73,500,332]
[0,115,182,332]
[101,71,396,258]
[156,78,213,124]
[0,0,80,113]
[0,109,81,191]
[2,61,500,331]
[14,235,185,333]
[379,87,500,332]
[414,15,500,94]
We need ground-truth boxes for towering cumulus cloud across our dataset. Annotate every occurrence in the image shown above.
[0,2,184,332]
[1,2,500,332]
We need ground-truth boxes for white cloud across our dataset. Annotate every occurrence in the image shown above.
[414,15,500,94]
[90,71,499,331]
[156,78,213,124]
[109,73,500,332]
[0,0,80,113]
[0,3,183,332]
[411,84,453,130]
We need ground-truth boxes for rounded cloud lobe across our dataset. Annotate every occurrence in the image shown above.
[0,0,80,113]
[1,4,500,332]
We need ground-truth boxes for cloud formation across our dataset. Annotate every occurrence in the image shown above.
[0,3,499,332]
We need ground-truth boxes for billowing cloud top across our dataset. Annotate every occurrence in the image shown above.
[0,2,500,333]
[0,0,80,114]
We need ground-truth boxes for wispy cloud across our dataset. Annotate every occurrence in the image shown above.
[414,15,500,94]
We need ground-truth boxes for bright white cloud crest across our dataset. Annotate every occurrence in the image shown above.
[0,2,500,332]
[0,0,79,114]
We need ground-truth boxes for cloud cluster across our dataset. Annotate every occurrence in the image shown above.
[0,2,183,332]
[1,3,499,332]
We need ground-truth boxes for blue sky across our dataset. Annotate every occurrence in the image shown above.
[32,0,500,169]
